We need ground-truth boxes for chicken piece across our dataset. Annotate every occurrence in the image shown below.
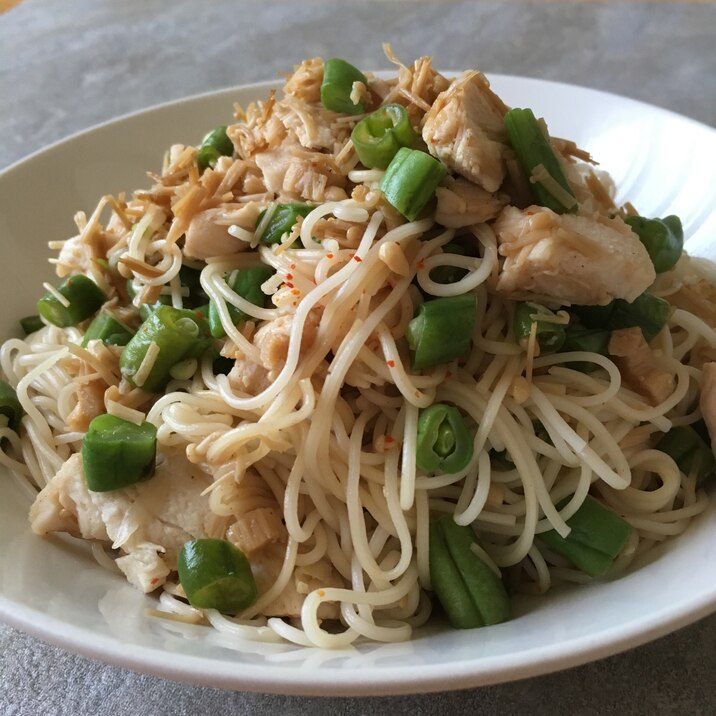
[494,205,656,305]
[251,543,342,619]
[689,344,716,371]
[608,327,675,405]
[254,308,321,379]
[183,208,252,260]
[668,280,716,328]
[700,362,716,452]
[283,57,324,103]
[55,236,91,278]
[434,177,507,228]
[273,97,336,151]
[223,469,341,619]
[372,52,450,120]
[67,374,107,432]
[229,92,287,159]
[255,148,346,202]
[230,93,350,161]
[422,70,510,193]
[67,341,121,431]
[227,507,286,557]
[228,357,271,395]
[115,548,170,591]
[29,450,227,592]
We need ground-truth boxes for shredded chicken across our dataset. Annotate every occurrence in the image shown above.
[228,358,271,395]
[689,344,716,371]
[254,308,322,379]
[67,370,107,432]
[422,70,510,193]
[668,280,716,327]
[608,327,675,405]
[373,50,450,120]
[494,205,656,305]
[273,97,337,151]
[255,147,346,202]
[283,57,324,103]
[223,470,341,618]
[250,543,342,619]
[227,507,286,556]
[700,362,716,453]
[183,207,250,260]
[229,92,350,162]
[29,450,227,592]
[434,177,507,228]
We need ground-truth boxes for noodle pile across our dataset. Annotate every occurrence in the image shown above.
[1,52,714,649]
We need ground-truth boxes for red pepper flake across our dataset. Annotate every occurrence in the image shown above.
[284,282,294,288]
[290,263,296,269]
[150,577,159,585]
[386,360,395,368]
[291,289,301,296]
[384,435,395,443]
[354,255,362,262]
[285,273,293,280]
[326,253,334,259]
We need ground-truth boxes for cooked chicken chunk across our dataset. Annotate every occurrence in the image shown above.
[29,450,226,592]
[250,543,342,619]
[700,362,716,453]
[434,177,507,228]
[371,53,450,120]
[494,205,656,305]
[422,71,510,193]
[67,374,106,432]
[223,469,341,619]
[254,308,321,379]
[65,341,121,432]
[227,507,286,556]
[283,57,324,103]
[255,147,346,202]
[609,327,675,405]
[183,207,250,260]
[273,97,337,151]
[230,93,349,161]
[669,280,716,327]
[228,357,271,395]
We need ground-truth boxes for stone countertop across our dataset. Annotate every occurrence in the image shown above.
[1,1,715,714]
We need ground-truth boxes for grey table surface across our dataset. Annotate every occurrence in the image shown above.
[1,1,716,714]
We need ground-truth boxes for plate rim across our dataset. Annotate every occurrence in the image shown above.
[1,74,715,696]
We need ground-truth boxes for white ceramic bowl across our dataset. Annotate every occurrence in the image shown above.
[1,76,715,696]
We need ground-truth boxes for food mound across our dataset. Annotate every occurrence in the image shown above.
[1,50,714,649]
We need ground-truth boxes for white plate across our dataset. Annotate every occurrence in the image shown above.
[1,76,715,696]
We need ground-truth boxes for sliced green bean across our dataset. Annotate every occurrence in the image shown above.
[82,414,157,492]
[0,380,23,432]
[416,404,474,475]
[539,495,633,577]
[81,311,134,347]
[380,148,446,221]
[625,214,683,273]
[37,275,106,327]
[178,538,257,612]
[429,515,510,629]
[406,293,477,370]
[320,58,368,115]
[208,266,274,338]
[119,306,213,392]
